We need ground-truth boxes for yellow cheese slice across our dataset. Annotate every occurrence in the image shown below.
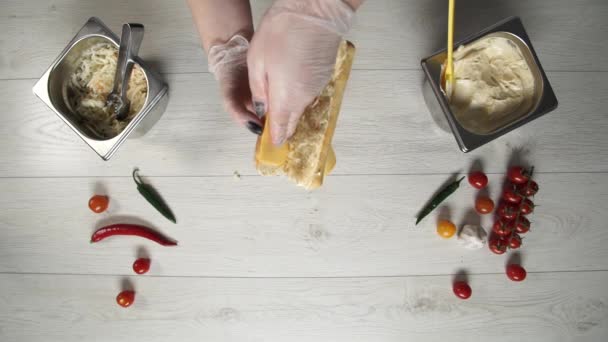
[255,116,288,167]
[325,146,336,174]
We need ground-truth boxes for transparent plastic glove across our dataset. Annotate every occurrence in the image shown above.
[208,35,262,135]
[247,0,355,145]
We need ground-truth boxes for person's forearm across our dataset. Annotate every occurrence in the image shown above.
[187,0,254,53]
[343,0,364,10]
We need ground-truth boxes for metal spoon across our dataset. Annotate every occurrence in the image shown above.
[107,23,144,121]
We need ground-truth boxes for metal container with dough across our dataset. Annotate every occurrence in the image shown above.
[33,17,169,160]
[421,16,558,152]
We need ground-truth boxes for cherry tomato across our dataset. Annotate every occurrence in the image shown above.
[508,234,522,249]
[520,198,535,215]
[116,290,135,308]
[516,180,539,197]
[506,264,527,282]
[489,235,508,255]
[468,171,488,189]
[497,202,519,220]
[133,258,151,274]
[515,217,531,234]
[475,197,495,214]
[508,166,530,184]
[436,220,457,239]
[502,185,522,204]
[492,219,513,237]
[88,195,109,213]
[453,281,472,299]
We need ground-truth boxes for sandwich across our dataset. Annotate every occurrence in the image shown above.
[254,40,355,189]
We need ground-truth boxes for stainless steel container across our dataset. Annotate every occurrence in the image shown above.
[33,17,169,160]
[421,16,558,152]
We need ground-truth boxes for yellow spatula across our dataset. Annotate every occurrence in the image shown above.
[443,0,455,98]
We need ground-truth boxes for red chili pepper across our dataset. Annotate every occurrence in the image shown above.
[91,224,177,246]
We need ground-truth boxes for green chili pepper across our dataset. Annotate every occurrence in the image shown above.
[416,176,465,225]
[133,169,176,224]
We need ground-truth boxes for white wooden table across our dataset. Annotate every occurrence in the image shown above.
[1,1,608,341]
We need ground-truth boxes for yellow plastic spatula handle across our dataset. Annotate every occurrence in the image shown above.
[446,0,455,84]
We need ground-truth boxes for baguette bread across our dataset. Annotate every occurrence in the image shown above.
[254,41,355,189]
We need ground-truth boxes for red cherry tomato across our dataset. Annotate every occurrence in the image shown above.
[468,171,488,189]
[515,217,531,234]
[133,258,151,274]
[520,198,535,215]
[475,196,495,214]
[506,264,527,282]
[516,180,539,197]
[492,219,513,237]
[508,234,522,249]
[508,166,530,184]
[489,235,508,255]
[88,195,109,213]
[497,202,519,220]
[453,281,472,299]
[502,185,523,204]
[116,290,135,308]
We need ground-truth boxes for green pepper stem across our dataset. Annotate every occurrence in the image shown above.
[132,168,142,185]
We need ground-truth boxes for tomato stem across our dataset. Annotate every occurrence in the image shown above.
[508,166,535,249]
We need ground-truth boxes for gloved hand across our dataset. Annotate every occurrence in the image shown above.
[247,0,356,145]
[208,35,262,135]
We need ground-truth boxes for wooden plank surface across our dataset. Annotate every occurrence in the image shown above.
[1,272,607,342]
[1,0,607,79]
[1,173,606,277]
[2,70,608,178]
[2,0,608,341]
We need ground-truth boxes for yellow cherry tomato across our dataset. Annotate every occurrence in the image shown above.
[437,220,457,239]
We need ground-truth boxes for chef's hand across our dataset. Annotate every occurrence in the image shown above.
[188,0,262,135]
[208,36,262,134]
[247,0,362,145]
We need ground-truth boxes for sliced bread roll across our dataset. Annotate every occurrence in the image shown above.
[255,41,355,189]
